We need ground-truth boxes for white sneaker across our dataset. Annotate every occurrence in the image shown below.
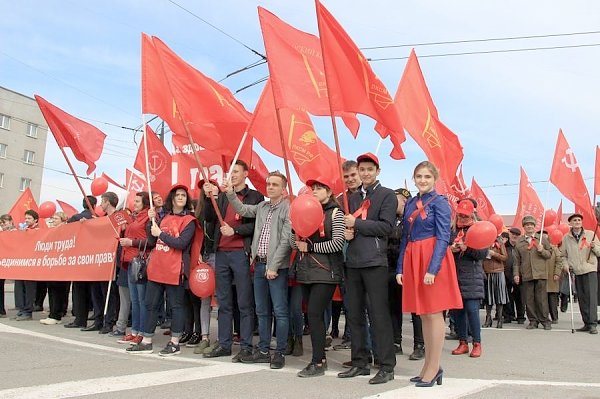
[40,318,61,325]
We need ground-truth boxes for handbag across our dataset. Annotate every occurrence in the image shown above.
[129,240,148,283]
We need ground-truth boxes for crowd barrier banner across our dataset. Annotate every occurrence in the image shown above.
[0,217,118,281]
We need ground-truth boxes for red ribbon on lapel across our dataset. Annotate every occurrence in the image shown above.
[352,199,371,221]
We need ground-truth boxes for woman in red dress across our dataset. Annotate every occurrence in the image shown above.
[396,161,462,387]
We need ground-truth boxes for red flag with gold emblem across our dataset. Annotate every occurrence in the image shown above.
[392,50,463,180]
[8,188,39,226]
[133,125,172,199]
[513,167,544,230]
[549,129,596,230]
[141,34,249,156]
[470,177,496,220]
[315,1,405,159]
[248,79,343,193]
[258,6,359,136]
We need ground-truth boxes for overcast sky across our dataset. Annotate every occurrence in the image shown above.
[2,0,599,216]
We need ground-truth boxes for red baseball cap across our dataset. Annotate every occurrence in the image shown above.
[456,199,474,216]
[356,152,380,168]
[197,178,219,189]
[305,177,333,190]
[169,183,190,194]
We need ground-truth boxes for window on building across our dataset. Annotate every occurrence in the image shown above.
[27,123,38,138]
[0,114,10,130]
[0,143,6,158]
[24,150,35,164]
[0,172,4,188]
[20,177,31,191]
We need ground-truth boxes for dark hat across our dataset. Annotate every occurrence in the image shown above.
[509,227,522,236]
[394,188,412,199]
[197,178,219,189]
[567,213,583,222]
[306,177,333,190]
[456,199,475,216]
[501,231,510,239]
[356,152,380,168]
[522,215,536,226]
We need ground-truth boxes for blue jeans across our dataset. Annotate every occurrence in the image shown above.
[128,267,147,335]
[456,299,482,343]
[215,250,255,351]
[254,263,289,354]
[143,281,186,338]
[288,284,304,337]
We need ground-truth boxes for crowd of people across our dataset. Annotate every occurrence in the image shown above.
[1,156,599,388]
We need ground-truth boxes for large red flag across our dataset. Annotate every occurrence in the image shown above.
[392,50,463,180]
[101,172,124,189]
[125,169,148,211]
[257,7,359,136]
[8,188,38,226]
[134,126,172,199]
[315,1,405,159]
[56,200,78,218]
[594,145,600,198]
[549,129,596,230]
[141,34,249,156]
[513,167,544,230]
[470,178,496,220]
[450,165,471,199]
[34,95,106,175]
[248,79,344,194]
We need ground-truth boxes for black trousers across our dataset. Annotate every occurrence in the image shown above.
[90,281,120,328]
[72,282,91,326]
[35,281,48,308]
[547,292,559,322]
[346,266,396,372]
[0,279,5,314]
[47,282,69,320]
[14,280,36,315]
[504,278,526,321]
[184,289,201,333]
[303,283,336,364]
[387,272,402,344]
[575,272,598,327]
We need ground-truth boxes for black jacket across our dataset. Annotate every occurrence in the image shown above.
[387,215,403,271]
[346,181,397,269]
[204,186,263,254]
[451,226,487,300]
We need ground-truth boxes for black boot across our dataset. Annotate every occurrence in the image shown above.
[409,343,425,360]
[496,305,504,328]
[285,335,294,356]
[483,306,493,328]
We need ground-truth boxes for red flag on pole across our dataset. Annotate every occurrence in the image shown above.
[34,95,106,175]
[8,188,39,226]
[257,6,359,136]
[513,166,544,230]
[125,169,148,211]
[134,126,172,199]
[549,129,596,230]
[391,50,463,180]
[314,1,405,159]
[594,145,600,198]
[101,173,124,189]
[470,177,496,220]
[56,200,78,218]
[141,34,250,156]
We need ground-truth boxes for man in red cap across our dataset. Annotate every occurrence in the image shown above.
[340,152,397,384]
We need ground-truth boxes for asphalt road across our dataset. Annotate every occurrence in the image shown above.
[1,283,599,399]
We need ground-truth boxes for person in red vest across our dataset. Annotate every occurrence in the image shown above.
[127,184,196,356]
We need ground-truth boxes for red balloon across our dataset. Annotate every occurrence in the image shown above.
[544,209,557,227]
[464,221,498,250]
[297,185,312,196]
[189,263,215,298]
[94,206,106,216]
[290,194,324,238]
[38,201,56,219]
[91,177,108,196]
[546,224,558,235]
[549,229,564,245]
[488,214,504,235]
[558,223,570,235]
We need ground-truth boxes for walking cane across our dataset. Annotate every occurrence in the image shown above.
[567,270,575,334]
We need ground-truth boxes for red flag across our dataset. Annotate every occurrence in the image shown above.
[470,178,496,220]
[248,79,344,194]
[257,7,359,136]
[556,200,563,225]
[134,126,172,199]
[450,165,471,199]
[8,188,39,226]
[392,50,463,180]
[549,129,596,230]
[34,95,106,175]
[56,200,78,218]
[513,167,544,230]
[141,34,249,156]
[249,150,269,196]
[101,172,124,189]
[125,169,148,211]
[315,1,405,159]
[594,145,600,197]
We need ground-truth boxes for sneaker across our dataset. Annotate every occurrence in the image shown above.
[409,345,425,361]
[186,332,202,347]
[159,341,181,357]
[297,362,325,377]
[193,339,211,354]
[15,314,32,321]
[131,335,143,345]
[232,348,252,363]
[179,332,192,344]
[126,342,153,354]
[117,334,137,344]
[240,349,270,364]
[270,352,285,369]
[33,305,44,312]
[203,340,220,354]
[333,341,351,350]
[325,335,333,350]
[108,330,126,338]
[40,318,61,325]
[98,325,113,335]
[394,343,403,355]
[203,344,232,358]
[589,326,598,335]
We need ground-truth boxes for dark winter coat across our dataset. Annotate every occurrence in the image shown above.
[451,226,487,300]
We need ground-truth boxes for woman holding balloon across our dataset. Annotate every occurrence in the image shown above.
[290,177,345,378]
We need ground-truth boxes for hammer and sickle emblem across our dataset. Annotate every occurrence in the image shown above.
[561,148,578,172]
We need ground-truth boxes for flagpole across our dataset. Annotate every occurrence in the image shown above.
[226,131,248,181]
[374,137,383,157]
[273,108,295,196]
[57,146,96,216]
[140,116,155,214]
[315,0,348,213]
[539,180,551,235]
